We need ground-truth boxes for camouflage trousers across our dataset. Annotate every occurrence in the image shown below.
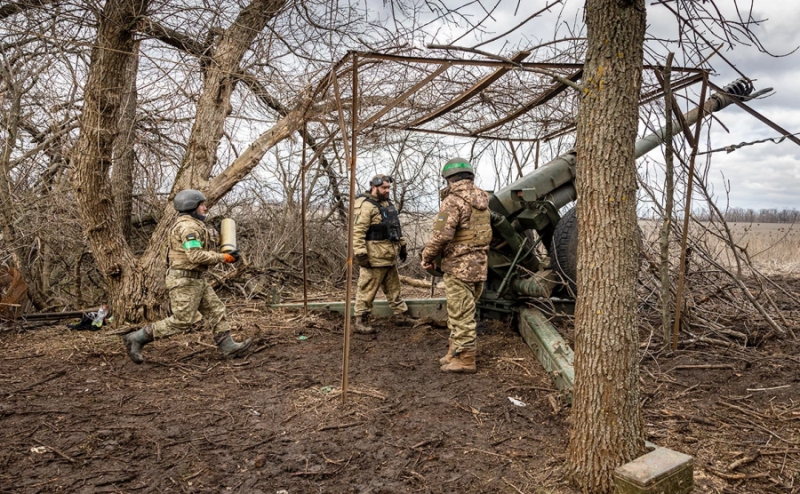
[355,265,408,316]
[151,273,230,339]
[444,273,484,352]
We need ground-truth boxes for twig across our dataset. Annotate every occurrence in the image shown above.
[13,370,66,393]
[706,467,769,480]
[317,421,363,432]
[746,385,790,392]
[727,453,759,471]
[669,364,736,371]
[718,400,769,420]
[33,439,77,463]
[502,477,526,494]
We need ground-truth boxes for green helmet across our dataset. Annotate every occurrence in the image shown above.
[173,189,206,212]
[441,158,474,178]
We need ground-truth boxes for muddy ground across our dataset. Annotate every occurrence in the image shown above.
[1,285,799,493]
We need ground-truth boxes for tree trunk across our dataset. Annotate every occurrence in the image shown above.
[567,1,647,492]
[70,0,151,323]
[112,39,141,244]
[172,0,286,193]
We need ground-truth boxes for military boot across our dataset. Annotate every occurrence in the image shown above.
[440,348,476,374]
[353,313,375,334]
[439,338,455,365]
[393,311,419,326]
[214,331,252,358]
[123,325,154,365]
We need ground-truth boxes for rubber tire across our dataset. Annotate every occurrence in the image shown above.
[550,207,578,295]
[549,207,642,296]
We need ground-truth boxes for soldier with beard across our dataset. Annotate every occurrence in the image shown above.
[421,159,491,373]
[352,175,417,334]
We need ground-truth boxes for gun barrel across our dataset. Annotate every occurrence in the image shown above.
[489,78,754,218]
[634,78,753,158]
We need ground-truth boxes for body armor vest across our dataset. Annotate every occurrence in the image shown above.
[361,195,403,242]
[450,200,492,247]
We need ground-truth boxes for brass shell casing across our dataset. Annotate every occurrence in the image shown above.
[220,218,237,253]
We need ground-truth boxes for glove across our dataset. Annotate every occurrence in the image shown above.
[355,253,370,268]
[399,245,408,262]
[223,249,240,263]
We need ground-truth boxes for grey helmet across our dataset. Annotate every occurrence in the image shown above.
[173,189,206,213]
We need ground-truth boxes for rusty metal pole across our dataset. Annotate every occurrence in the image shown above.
[672,74,708,351]
[301,120,309,315]
[341,54,358,403]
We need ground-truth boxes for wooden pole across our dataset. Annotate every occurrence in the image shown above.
[672,74,708,351]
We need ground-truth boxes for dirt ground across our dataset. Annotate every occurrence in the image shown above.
[1,284,799,493]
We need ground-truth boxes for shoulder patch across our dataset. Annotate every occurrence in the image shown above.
[183,233,202,250]
[433,212,449,231]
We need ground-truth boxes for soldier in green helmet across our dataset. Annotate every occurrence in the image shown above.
[352,174,417,334]
[122,189,252,364]
[421,158,491,373]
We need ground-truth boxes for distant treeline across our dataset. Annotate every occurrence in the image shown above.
[694,208,800,224]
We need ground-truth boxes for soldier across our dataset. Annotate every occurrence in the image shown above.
[122,189,252,364]
[421,158,491,373]
[353,174,417,334]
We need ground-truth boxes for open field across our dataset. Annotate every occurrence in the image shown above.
[640,220,800,275]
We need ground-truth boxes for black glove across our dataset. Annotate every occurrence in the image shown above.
[399,245,408,263]
[355,253,370,268]
[224,249,241,263]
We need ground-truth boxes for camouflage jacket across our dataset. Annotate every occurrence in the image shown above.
[353,193,406,268]
[422,180,490,282]
[167,215,226,272]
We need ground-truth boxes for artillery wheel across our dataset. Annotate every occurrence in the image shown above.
[550,207,578,295]
[549,207,643,296]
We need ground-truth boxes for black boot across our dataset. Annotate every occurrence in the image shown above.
[214,331,252,358]
[353,313,375,334]
[123,325,154,364]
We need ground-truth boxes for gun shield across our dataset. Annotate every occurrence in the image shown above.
[220,218,237,253]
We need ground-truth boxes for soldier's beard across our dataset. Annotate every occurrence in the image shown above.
[376,191,390,201]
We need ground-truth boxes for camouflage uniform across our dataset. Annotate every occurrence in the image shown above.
[151,215,230,339]
[353,193,408,317]
[422,180,491,352]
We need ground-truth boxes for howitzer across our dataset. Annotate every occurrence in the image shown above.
[479,78,761,315]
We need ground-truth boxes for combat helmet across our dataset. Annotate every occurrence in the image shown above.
[173,189,206,213]
[441,158,474,178]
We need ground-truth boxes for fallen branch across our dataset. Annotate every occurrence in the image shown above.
[317,421,364,432]
[33,439,77,463]
[13,370,66,393]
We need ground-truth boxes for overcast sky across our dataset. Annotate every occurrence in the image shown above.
[418,0,800,211]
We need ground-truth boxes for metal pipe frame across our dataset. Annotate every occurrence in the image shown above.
[340,54,358,403]
[301,120,308,315]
